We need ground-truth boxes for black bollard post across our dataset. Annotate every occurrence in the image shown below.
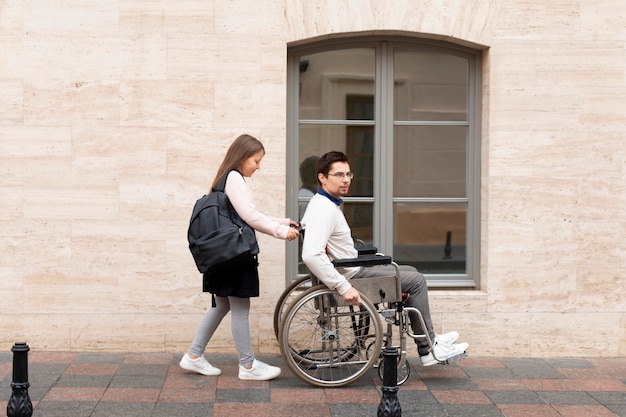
[377,346,401,417]
[7,343,33,417]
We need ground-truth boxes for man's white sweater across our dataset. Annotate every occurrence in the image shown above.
[300,193,360,295]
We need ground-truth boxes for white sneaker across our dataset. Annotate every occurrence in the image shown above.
[436,331,459,346]
[420,341,469,367]
[179,353,222,376]
[238,359,281,381]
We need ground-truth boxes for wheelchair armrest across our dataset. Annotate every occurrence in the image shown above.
[357,246,378,256]
[332,255,392,268]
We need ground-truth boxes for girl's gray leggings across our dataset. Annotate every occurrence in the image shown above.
[189,295,254,367]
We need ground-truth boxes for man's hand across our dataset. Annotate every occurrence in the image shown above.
[286,227,299,241]
[341,286,361,306]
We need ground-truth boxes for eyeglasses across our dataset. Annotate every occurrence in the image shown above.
[327,172,354,180]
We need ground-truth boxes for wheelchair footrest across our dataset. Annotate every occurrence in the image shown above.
[438,351,468,365]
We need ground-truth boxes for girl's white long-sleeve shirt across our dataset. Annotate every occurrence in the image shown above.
[224,170,291,239]
[300,193,360,295]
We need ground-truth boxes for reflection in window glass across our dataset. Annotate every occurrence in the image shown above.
[394,125,467,198]
[394,49,468,122]
[393,202,466,274]
[299,48,375,120]
[343,202,373,246]
[299,125,373,198]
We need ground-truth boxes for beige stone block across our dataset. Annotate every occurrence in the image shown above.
[205,34,265,83]
[574,222,622,268]
[24,182,119,221]
[488,131,535,178]
[216,0,284,35]
[24,81,121,126]
[24,1,118,32]
[167,34,216,81]
[119,176,169,221]
[534,42,626,89]
[529,221,579,266]
[486,263,576,314]
[530,313,619,357]
[70,313,167,352]
[68,34,168,82]
[116,127,169,175]
[484,220,534,266]
[429,291,488,314]
[450,313,531,357]
[19,219,72,273]
[165,127,228,180]
[23,266,117,314]
[580,1,626,38]
[118,270,209,315]
[0,313,71,352]
[0,80,23,123]
[71,220,169,288]
[8,34,73,80]
[0,126,72,158]
[213,83,286,130]
[0,268,25,312]
[532,137,623,186]
[574,266,625,312]
[0,1,23,30]
[0,186,23,222]
[120,1,214,33]
[120,80,213,128]
[617,312,626,357]
[494,0,581,39]
[579,86,626,131]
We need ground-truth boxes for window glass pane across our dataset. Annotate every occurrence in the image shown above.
[344,202,373,246]
[299,124,373,198]
[394,48,468,121]
[393,202,466,274]
[394,125,467,198]
[299,48,375,120]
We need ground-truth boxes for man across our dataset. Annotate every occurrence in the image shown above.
[300,151,468,366]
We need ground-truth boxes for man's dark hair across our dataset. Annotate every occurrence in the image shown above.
[315,151,349,185]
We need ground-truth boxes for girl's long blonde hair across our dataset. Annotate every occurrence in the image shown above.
[211,134,265,190]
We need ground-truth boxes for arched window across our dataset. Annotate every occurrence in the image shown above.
[287,36,482,288]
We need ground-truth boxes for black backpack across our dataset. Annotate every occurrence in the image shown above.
[187,170,259,273]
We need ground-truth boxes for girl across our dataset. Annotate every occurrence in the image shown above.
[180,134,299,380]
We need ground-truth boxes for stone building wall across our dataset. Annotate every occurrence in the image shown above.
[0,0,624,357]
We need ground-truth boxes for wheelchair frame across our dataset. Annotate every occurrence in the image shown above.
[274,248,456,388]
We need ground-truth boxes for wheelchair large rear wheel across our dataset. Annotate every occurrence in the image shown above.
[278,285,382,387]
[273,275,312,339]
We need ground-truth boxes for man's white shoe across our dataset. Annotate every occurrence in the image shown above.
[420,341,469,367]
[238,359,281,381]
[435,331,459,346]
[179,353,222,376]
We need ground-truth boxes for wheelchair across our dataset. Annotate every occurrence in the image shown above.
[274,247,466,388]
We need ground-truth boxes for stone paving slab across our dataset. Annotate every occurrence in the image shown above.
[1,352,625,417]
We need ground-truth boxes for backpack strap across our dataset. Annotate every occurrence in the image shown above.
[211,169,248,229]
[213,169,241,193]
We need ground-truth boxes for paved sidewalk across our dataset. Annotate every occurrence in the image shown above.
[1,351,625,417]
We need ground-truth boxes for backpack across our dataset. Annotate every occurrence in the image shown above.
[187,170,259,273]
